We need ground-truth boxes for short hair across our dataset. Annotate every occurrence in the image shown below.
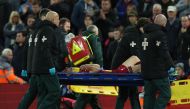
[17,30,27,37]
[32,0,41,6]
[27,14,35,20]
[2,48,12,57]
[39,8,51,20]
[84,14,94,21]
[137,17,151,28]
[87,25,98,34]
[59,17,70,25]
[153,3,162,10]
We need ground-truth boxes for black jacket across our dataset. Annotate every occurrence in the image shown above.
[141,23,174,79]
[22,31,36,74]
[11,43,25,77]
[54,28,69,71]
[31,20,59,74]
[106,40,119,69]
[177,27,190,60]
[112,26,140,69]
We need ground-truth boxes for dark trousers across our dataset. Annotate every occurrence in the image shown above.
[74,94,101,109]
[144,77,171,109]
[115,86,141,109]
[18,74,60,109]
[37,75,61,109]
[18,75,39,109]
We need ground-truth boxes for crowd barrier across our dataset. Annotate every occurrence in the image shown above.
[170,80,190,105]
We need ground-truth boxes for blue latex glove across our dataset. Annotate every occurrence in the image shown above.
[21,70,28,77]
[49,67,56,76]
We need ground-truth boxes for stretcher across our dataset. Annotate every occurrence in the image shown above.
[58,72,144,86]
[58,72,143,95]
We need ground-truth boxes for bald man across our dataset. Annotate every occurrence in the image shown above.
[140,14,174,109]
[19,11,61,109]
[33,11,61,109]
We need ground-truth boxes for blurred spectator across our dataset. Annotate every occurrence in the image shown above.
[177,15,190,60]
[19,0,41,24]
[31,0,41,20]
[49,0,76,19]
[8,0,20,11]
[107,24,124,69]
[26,14,36,32]
[80,14,94,32]
[127,11,138,26]
[3,11,25,48]
[120,4,138,27]
[102,26,115,69]
[116,0,139,20]
[0,48,26,84]
[152,3,162,20]
[18,0,33,23]
[175,62,187,80]
[176,0,190,17]
[156,0,175,16]
[0,0,12,48]
[59,17,71,34]
[187,58,190,76]
[166,6,181,60]
[10,31,26,79]
[40,0,50,8]
[95,0,118,46]
[138,0,154,18]
[177,15,190,69]
[71,0,99,34]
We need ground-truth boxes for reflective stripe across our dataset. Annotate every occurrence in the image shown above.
[0,68,13,78]
[0,70,7,78]
[5,70,13,78]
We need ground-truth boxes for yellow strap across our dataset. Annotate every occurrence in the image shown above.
[83,34,94,55]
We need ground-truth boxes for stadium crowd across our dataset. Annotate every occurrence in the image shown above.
[0,0,190,109]
[0,0,190,78]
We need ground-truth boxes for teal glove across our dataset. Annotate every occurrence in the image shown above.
[49,67,56,76]
[168,67,175,75]
[21,70,28,77]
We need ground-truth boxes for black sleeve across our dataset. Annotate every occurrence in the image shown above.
[56,31,69,71]
[59,34,69,59]
[157,32,174,69]
[22,37,28,70]
[43,27,55,68]
[111,36,130,69]
[176,32,183,59]
[111,33,140,69]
